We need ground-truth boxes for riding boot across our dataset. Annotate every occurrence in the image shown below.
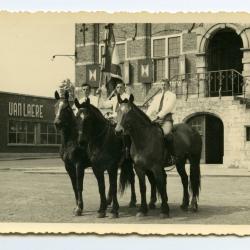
[164,133,176,166]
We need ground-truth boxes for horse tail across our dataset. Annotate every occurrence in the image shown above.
[119,157,134,195]
[189,133,202,199]
[189,155,201,199]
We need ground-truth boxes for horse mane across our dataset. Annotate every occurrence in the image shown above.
[130,102,152,125]
[88,104,107,124]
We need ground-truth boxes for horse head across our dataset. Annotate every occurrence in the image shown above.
[54,90,74,130]
[74,97,106,140]
[115,94,134,134]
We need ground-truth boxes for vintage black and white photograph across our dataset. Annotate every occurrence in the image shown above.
[1,13,250,234]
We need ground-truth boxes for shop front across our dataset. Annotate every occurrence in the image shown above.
[0,91,60,157]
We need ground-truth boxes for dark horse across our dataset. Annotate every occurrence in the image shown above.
[74,98,137,218]
[115,94,202,218]
[54,90,91,216]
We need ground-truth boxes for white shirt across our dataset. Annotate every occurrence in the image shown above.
[146,90,176,120]
[102,92,130,118]
[72,95,99,115]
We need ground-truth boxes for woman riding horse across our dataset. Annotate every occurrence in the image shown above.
[115,94,202,218]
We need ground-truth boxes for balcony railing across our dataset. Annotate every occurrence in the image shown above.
[169,69,246,100]
[142,69,247,108]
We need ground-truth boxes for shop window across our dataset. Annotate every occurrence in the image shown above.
[8,120,35,144]
[40,123,61,145]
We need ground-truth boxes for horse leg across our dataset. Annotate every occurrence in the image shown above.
[129,168,137,208]
[74,162,85,216]
[152,168,169,218]
[134,166,148,217]
[176,158,190,211]
[64,162,78,214]
[189,155,201,212]
[106,183,112,206]
[146,170,157,209]
[107,167,119,218]
[92,167,107,218]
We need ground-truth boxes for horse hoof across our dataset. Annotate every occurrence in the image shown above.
[129,201,137,208]
[160,213,169,219]
[136,212,147,217]
[73,207,82,216]
[191,203,198,212]
[180,204,189,211]
[97,212,106,218]
[149,203,156,210]
[110,213,119,219]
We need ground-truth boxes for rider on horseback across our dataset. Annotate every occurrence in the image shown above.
[146,78,177,166]
[72,83,99,115]
[102,81,130,120]
[101,81,131,159]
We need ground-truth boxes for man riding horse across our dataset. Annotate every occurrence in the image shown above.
[100,81,131,159]
[72,83,99,115]
[146,78,177,166]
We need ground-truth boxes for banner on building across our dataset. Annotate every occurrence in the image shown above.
[86,64,100,87]
[138,59,153,83]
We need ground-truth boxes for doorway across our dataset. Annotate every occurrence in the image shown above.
[187,114,224,164]
[207,28,243,96]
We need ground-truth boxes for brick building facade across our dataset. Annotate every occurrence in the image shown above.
[75,23,250,168]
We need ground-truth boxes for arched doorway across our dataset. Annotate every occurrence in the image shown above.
[186,114,224,164]
[207,28,243,96]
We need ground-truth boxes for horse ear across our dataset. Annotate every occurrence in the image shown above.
[55,91,60,100]
[117,94,123,104]
[86,98,90,106]
[74,98,81,109]
[64,90,69,100]
[129,94,134,103]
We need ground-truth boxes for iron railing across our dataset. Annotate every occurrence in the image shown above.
[169,69,246,100]
[142,69,247,109]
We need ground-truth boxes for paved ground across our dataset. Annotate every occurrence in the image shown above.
[0,158,250,224]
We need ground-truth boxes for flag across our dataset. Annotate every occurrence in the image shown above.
[102,24,123,82]
[110,45,123,80]
[138,59,153,83]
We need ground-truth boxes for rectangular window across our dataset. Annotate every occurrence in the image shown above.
[8,120,35,144]
[8,120,61,145]
[40,123,61,145]
[246,126,250,141]
[169,57,179,79]
[168,37,181,56]
[153,39,165,58]
[153,39,165,82]
[154,59,165,82]
[152,36,181,82]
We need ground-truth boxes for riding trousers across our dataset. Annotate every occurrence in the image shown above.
[156,113,174,135]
